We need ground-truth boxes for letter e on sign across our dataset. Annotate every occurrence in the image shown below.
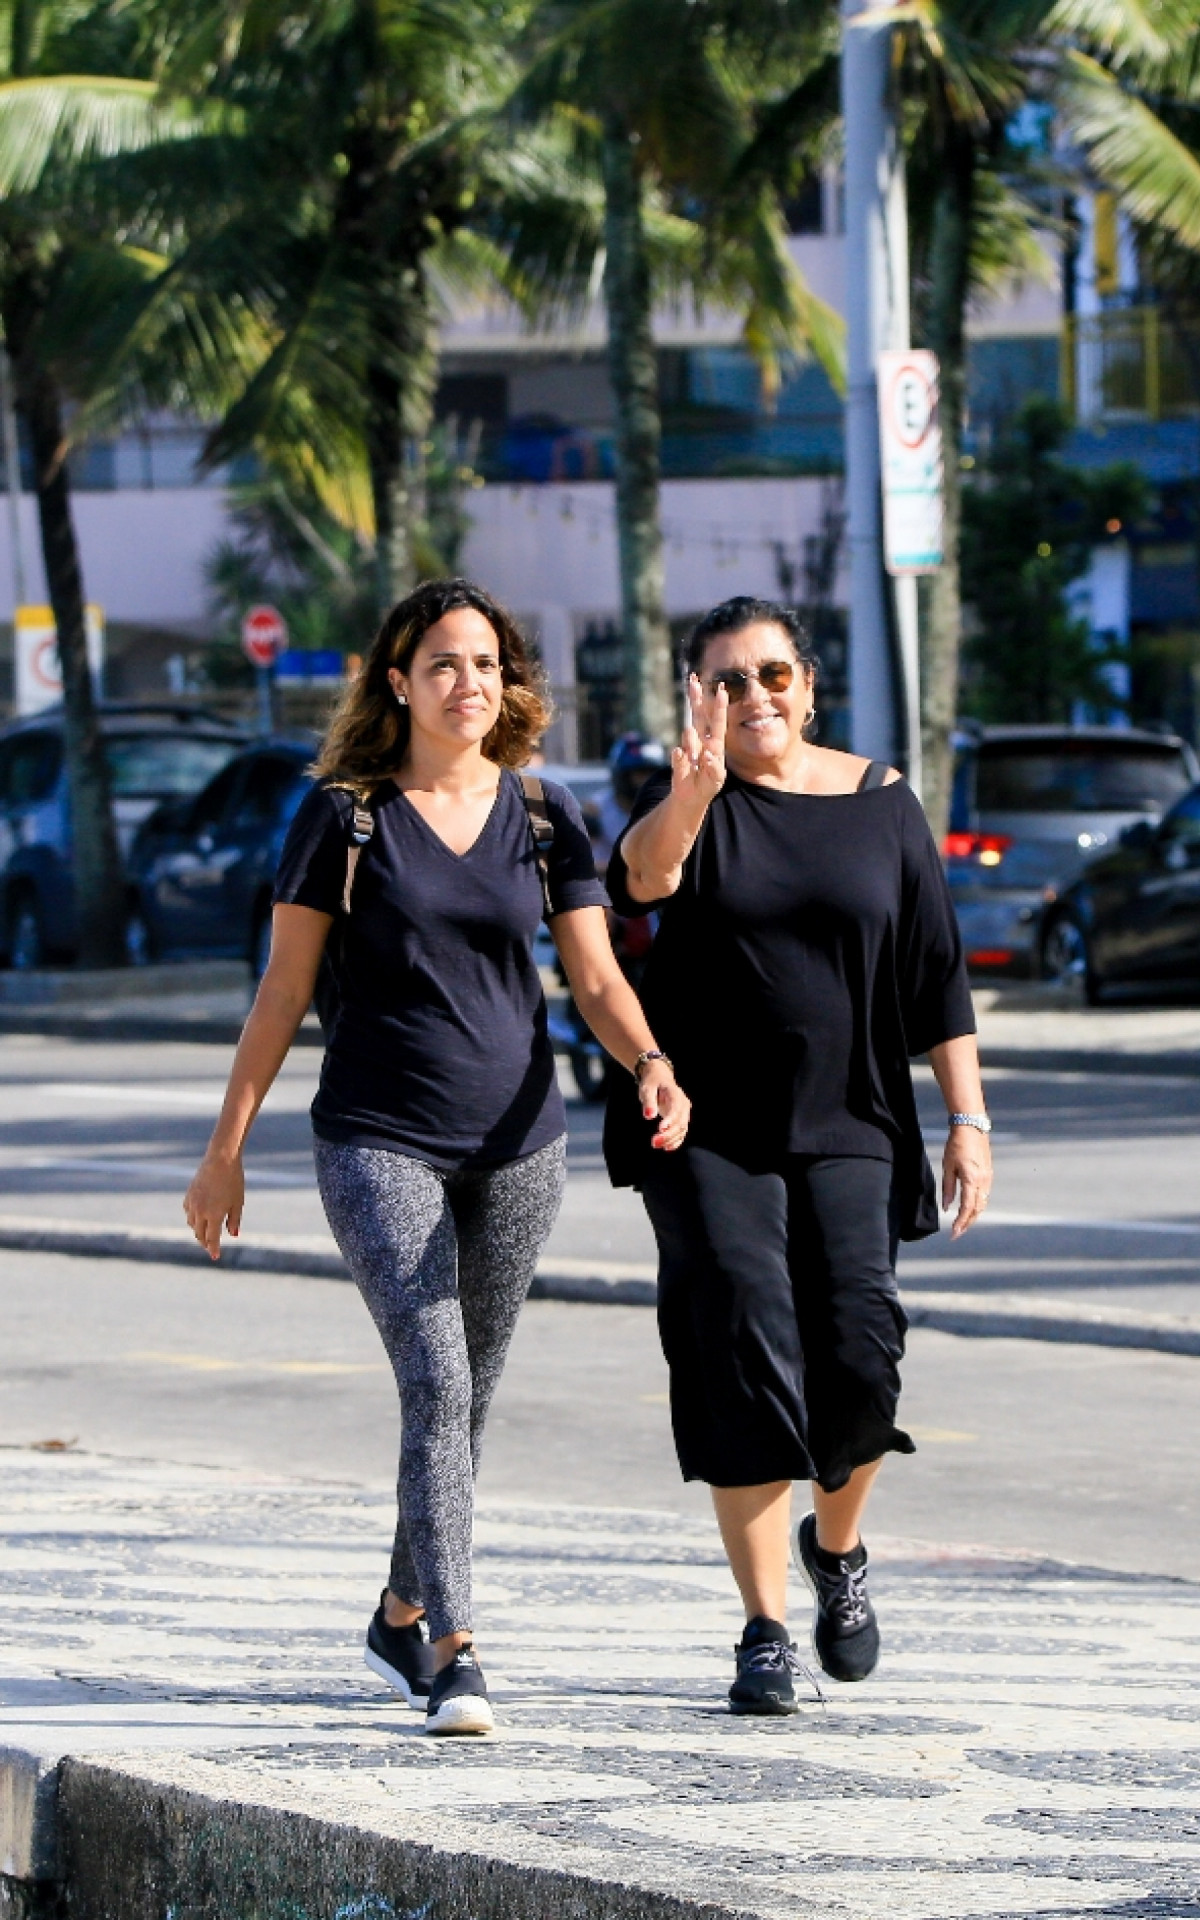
[877,349,944,576]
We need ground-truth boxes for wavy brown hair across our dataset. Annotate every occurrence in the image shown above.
[314,578,552,793]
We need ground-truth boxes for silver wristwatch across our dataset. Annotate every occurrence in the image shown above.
[948,1112,992,1133]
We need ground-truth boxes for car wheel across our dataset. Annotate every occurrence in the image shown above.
[124,906,153,967]
[1041,912,1103,1005]
[7,893,45,971]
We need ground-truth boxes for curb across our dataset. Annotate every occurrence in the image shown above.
[0,1011,323,1047]
[3,1750,750,1920]
[0,999,1196,1079]
[979,1045,1199,1079]
[0,1213,1197,1356]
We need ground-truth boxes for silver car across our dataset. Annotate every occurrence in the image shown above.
[945,725,1199,976]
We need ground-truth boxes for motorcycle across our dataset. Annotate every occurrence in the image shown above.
[549,908,656,1103]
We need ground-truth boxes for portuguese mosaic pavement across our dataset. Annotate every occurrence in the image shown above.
[3,1449,1199,1918]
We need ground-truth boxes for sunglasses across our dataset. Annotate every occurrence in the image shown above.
[705,660,795,703]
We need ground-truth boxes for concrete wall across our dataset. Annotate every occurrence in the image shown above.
[0,476,845,648]
[461,475,847,647]
[0,490,230,634]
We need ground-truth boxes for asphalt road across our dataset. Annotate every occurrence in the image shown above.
[2,1032,1200,1317]
[1,1033,1199,1584]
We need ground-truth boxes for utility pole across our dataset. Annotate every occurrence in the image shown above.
[841,0,917,781]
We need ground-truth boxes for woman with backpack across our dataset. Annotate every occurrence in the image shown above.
[183,578,689,1736]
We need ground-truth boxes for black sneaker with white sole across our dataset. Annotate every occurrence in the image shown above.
[793,1512,880,1682]
[364,1592,437,1705]
[425,1645,495,1736]
[728,1615,810,1716]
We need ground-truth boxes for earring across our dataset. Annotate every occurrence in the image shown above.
[395,691,408,707]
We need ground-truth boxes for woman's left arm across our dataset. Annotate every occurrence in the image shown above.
[928,1033,992,1239]
[551,906,690,1151]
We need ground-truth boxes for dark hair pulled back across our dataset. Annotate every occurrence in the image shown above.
[684,595,819,681]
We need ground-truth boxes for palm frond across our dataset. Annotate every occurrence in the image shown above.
[1044,0,1179,67]
[199,259,378,536]
[875,0,1025,129]
[966,171,1055,306]
[729,50,840,196]
[1061,48,1200,254]
[0,75,208,196]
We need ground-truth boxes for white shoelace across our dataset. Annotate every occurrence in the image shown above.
[741,1639,826,1702]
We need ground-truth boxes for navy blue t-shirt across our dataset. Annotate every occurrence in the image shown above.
[274,770,607,1168]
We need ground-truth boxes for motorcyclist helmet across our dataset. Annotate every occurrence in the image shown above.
[608,732,669,812]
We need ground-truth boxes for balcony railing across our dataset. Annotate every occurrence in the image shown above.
[1062,307,1200,424]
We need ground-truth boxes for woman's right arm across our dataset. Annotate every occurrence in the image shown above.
[183,903,332,1259]
[620,676,728,903]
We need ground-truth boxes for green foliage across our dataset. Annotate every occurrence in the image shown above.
[204,477,379,663]
[517,0,845,392]
[959,398,1148,723]
[203,425,479,680]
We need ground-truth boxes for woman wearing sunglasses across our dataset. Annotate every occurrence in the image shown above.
[604,594,990,1715]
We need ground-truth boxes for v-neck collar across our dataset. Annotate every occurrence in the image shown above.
[391,768,507,861]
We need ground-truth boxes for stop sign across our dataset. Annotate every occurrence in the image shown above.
[241,604,288,669]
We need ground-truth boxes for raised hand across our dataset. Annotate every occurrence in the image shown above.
[671,673,728,811]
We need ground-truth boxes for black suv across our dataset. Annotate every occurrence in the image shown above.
[0,704,246,968]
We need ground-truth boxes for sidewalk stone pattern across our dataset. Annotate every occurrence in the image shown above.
[4,1452,1200,1920]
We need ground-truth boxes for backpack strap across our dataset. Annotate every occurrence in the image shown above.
[857,760,892,792]
[342,801,375,913]
[326,784,376,914]
[518,770,555,919]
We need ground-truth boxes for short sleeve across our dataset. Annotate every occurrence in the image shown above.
[273,783,348,915]
[897,784,976,1055]
[605,767,674,916]
[541,780,609,916]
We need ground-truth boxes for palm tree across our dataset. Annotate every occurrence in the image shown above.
[105,0,536,617]
[0,0,202,966]
[887,0,1197,837]
[518,0,844,739]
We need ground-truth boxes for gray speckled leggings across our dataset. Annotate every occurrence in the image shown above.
[314,1134,566,1641]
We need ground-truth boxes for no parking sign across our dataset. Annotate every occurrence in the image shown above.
[15,604,105,715]
[877,349,944,575]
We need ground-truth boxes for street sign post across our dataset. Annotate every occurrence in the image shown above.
[241,604,287,734]
[877,349,944,575]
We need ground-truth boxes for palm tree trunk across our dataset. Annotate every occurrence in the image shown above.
[601,118,675,742]
[367,367,411,613]
[366,283,436,613]
[17,359,126,967]
[919,142,975,844]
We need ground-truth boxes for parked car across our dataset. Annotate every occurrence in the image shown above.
[534,761,610,829]
[1040,783,1200,1001]
[945,725,1199,975]
[128,739,314,973]
[0,703,247,969]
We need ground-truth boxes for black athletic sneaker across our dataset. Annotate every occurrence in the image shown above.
[425,1645,495,1736]
[728,1615,809,1716]
[793,1512,881,1682]
[364,1592,437,1706]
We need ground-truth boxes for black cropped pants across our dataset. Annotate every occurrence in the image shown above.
[641,1146,915,1492]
